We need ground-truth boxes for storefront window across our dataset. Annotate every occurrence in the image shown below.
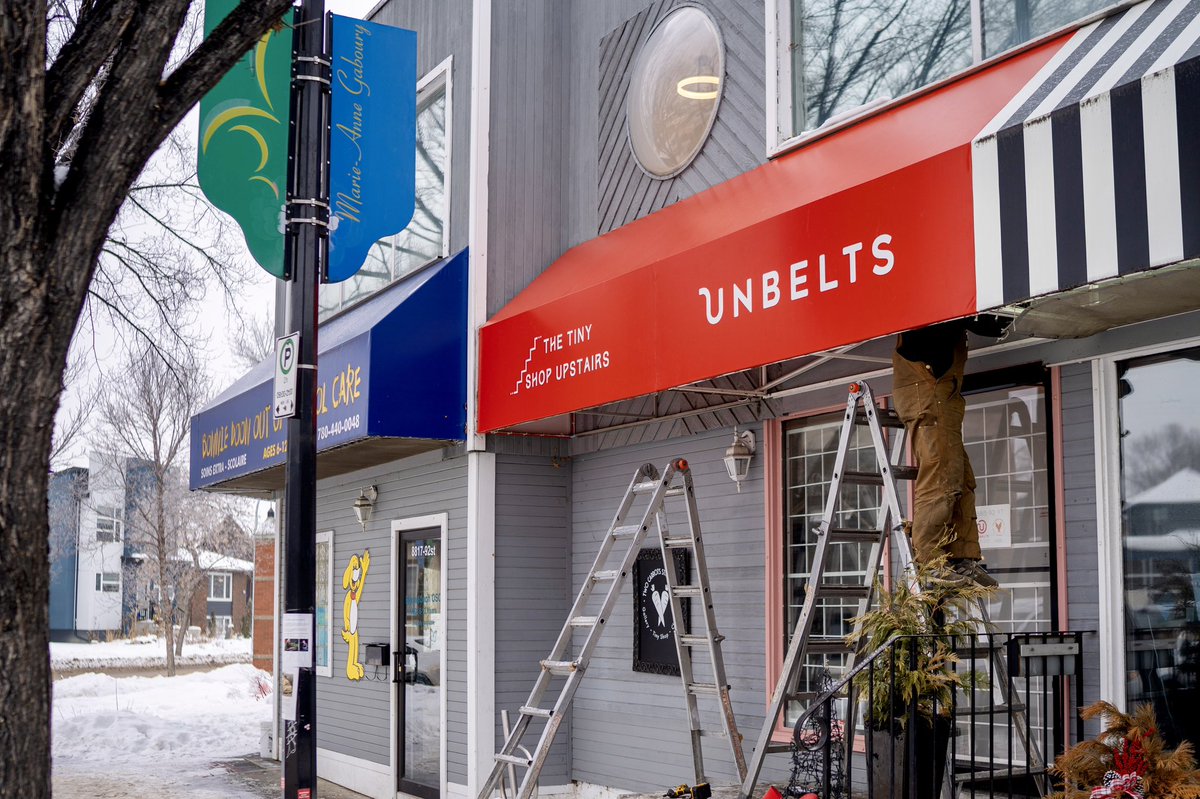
[783,412,889,722]
[319,76,449,320]
[962,381,1053,632]
[315,531,332,676]
[981,0,1114,58]
[780,375,1052,723]
[780,0,1119,141]
[1119,347,1200,748]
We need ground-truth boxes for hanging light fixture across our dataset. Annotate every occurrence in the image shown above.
[723,428,756,491]
[351,486,378,532]
[676,55,720,100]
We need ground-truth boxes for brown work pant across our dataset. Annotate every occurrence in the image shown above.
[892,337,981,563]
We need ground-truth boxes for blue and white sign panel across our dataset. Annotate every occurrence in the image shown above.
[327,15,417,283]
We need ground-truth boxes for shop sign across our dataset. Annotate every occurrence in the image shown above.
[191,337,371,488]
[633,548,690,676]
[477,37,1069,432]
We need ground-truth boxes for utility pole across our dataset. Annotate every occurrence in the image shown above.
[281,0,329,797]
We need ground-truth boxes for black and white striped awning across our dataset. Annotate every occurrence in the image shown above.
[973,0,1200,311]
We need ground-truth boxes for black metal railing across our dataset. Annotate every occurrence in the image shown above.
[787,631,1088,799]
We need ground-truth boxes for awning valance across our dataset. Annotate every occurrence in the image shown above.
[190,249,467,491]
[972,0,1200,308]
[477,39,1062,433]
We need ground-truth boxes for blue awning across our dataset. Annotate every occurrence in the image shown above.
[190,249,467,492]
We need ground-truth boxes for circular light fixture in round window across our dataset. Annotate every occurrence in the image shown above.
[626,6,724,179]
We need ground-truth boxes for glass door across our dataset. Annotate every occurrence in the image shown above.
[1118,346,1200,748]
[397,530,442,799]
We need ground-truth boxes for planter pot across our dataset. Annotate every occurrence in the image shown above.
[868,715,952,799]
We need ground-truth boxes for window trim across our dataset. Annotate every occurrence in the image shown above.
[764,0,1135,158]
[208,572,233,602]
[316,529,334,678]
[96,572,120,593]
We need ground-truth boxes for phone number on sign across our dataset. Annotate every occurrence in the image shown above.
[318,413,361,441]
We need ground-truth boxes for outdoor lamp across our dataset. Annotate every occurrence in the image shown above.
[723,428,756,491]
[352,486,378,531]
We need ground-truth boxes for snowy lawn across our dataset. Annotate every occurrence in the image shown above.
[51,635,251,672]
[52,664,272,798]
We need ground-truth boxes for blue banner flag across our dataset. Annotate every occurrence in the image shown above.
[327,15,417,283]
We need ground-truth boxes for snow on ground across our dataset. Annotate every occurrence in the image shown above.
[52,664,272,798]
[51,635,251,672]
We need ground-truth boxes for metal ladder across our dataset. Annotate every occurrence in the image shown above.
[480,458,747,799]
[738,381,1044,799]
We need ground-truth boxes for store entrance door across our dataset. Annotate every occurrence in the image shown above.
[396,529,442,799]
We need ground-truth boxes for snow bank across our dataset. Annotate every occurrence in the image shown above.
[53,664,272,776]
[51,635,251,671]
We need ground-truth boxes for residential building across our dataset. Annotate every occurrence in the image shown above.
[191,1,1200,797]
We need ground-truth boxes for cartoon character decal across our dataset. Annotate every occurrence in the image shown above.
[341,549,370,680]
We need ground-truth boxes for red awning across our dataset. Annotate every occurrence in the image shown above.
[479,39,1061,433]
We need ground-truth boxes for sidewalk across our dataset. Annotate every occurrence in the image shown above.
[219,755,371,799]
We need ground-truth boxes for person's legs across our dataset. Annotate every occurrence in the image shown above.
[908,421,964,565]
[947,443,981,560]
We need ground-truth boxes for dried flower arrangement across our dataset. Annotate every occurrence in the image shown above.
[1051,702,1200,799]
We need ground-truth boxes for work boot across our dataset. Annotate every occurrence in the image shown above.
[949,558,999,588]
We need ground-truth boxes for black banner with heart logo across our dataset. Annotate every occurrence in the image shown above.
[632,547,691,675]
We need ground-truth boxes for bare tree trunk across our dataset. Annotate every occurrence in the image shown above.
[157,550,177,678]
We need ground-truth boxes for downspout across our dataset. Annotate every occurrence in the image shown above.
[466,0,496,795]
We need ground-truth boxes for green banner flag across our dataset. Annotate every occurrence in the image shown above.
[198,2,293,278]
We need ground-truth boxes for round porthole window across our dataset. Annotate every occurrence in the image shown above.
[626,6,724,179]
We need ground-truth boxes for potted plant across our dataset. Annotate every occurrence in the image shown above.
[845,558,993,799]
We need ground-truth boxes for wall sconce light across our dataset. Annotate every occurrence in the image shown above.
[352,486,378,532]
[723,428,756,492]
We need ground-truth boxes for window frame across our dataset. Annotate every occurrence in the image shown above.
[764,0,1128,157]
[1094,333,1200,712]
[208,572,233,602]
[315,530,334,677]
[317,56,453,322]
[96,572,120,593]
[95,504,123,543]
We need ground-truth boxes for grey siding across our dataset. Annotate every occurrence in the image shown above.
[596,1,766,236]
[569,425,791,791]
[486,0,767,315]
[1059,363,1101,734]
[312,450,469,780]
[371,0,472,258]
[494,454,572,784]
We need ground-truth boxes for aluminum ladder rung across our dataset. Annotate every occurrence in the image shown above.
[855,409,905,428]
[662,536,693,548]
[687,682,722,695]
[814,583,871,600]
[495,753,533,767]
[680,633,724,647]
[568,615,599,627]
[826,528,882,545]
[539,659,579,675]
[519,705,553,718]
[806,639,853,656]
[841,465,917,485]
[591,569,621,582]
[632,480,686,497]
[672,585,704,598]
[611,524,643,538]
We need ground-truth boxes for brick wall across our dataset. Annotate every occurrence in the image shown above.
[253,536,276,673]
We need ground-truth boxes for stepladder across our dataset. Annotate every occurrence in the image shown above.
[479,458,747,799]
[739,381,1044,799]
